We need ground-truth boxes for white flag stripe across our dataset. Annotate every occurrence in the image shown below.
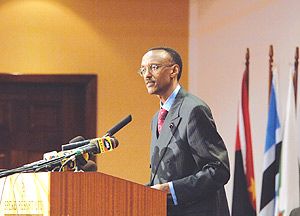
[260,202,274,216]
[273,70,283,145]
[262,144,276,171]
[238,92,247,174]
[273,69,282,131]
[275,128,282,145]
[276,68,299,215]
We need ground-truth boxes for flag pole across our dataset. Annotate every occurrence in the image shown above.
[269,45,274,104]
[294,47,299,108]
[245,48,250,95]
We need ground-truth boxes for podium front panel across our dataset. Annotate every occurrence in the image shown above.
[0,172,166,216]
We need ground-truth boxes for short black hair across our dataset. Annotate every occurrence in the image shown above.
[148,47,183,81]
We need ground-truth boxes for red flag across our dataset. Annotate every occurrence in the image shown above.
[232,69,257,216]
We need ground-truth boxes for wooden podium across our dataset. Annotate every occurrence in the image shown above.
[0,172,167,216]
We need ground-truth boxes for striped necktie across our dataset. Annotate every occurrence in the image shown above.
[158,108,168,134]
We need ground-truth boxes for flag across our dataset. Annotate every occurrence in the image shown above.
[232,69,257,216]
[274,69,299,216]
[297,62,300,199]
[259,70,282,216]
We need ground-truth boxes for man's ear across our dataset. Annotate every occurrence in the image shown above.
[170,64,179,80]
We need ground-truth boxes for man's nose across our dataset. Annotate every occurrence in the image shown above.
[144,67,152,78]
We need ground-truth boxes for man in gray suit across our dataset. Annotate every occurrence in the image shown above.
[139,47,230,216]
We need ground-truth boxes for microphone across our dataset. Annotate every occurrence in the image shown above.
[40,136,109,172]
[61,138,91,151]
[43,149,89,171]
[61,114,131,151]
[106,114,132,136]
[43,149,89,161]
[78,137,119,155]
[43,136,89,171]
[68,136,97,171]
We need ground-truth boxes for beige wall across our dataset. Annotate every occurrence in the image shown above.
[189,0,300,210]
[0,0,189,184]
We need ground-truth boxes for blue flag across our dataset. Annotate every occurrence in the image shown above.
[260,70,282,216]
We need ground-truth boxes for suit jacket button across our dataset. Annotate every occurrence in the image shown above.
[169,123,174,130]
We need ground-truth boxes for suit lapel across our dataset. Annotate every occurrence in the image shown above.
[155,87,187,148]
[150,88,188,184]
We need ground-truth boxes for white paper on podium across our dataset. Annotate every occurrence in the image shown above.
[0,172,49,216]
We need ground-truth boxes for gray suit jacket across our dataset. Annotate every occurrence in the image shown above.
[290,208,300,216]
[149,87,230,216]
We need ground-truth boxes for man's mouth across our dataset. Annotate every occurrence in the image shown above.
[146,81,155,87]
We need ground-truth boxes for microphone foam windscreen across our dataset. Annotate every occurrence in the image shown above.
[82,160,98,172]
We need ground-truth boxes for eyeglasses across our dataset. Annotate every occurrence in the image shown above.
[138,64,175,76]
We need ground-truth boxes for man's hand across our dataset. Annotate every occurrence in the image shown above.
[151,183,171,194]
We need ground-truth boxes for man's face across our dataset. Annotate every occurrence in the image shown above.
[140,50,175,96]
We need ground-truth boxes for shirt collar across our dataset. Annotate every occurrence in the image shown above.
[160,85,181,112]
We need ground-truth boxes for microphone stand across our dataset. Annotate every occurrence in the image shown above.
[0,151,78,178]
[73,154,89,172]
